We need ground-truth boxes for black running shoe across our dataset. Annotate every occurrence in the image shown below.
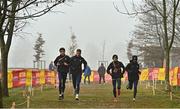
[59,95,64,100]
[126,85,129,89]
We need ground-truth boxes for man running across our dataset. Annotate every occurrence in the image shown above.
[70,49,87,100]
[126,55,141,102]
[54,47,70,100]
[107,55,125,102]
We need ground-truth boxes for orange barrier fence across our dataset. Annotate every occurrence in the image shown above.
[7,69,56,88]
[140,67,180,86]
[0,67,179,89]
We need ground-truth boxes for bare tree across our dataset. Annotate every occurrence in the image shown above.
[114,0,180,100]
[130,10,165,67]
[0,1,67,106]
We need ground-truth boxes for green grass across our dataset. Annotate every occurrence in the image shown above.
[3,82,180,108]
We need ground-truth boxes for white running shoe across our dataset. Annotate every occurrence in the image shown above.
[133,98,136,102]
[75,94,79,100]
[114,98,118,102]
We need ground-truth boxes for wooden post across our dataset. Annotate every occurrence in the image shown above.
[148,81,151,87]
[146,81,148,89]
[23,90,26,97]
[11,102,16,109]
[28,86,31,96]
[152,82,155,95]
[170,92,173,101]
[152,75,155,95]
[40,85,43,92]
[155,80,157,89]
[32,88,34,96]
[27,96,30,108]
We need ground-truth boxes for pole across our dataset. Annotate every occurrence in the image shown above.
[27,96,30,108]
[152,75,155,95]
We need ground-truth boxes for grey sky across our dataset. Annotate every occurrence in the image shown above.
[9,0,137,69]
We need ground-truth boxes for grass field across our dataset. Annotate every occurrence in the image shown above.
[3,82,180,108]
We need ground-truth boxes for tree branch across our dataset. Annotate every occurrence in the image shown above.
[169,0,180,50]
[113,0,155,16]
[5,0,18,53]
[0,0,8,28]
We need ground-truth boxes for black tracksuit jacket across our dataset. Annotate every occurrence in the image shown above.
[54,55,71,74]
[69,55,87,75]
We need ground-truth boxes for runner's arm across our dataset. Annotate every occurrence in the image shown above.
[107,63,112,75]
[54,56,59,66]
[121,62,125,74]
[82,57,87,72]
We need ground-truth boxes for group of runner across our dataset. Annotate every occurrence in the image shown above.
[107,54,141,102]
[54,47,141,102]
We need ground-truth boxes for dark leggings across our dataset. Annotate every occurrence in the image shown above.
[58,72,67,95]
[112,78,121,98]
[72,73,82,94]
[128,80,138,98]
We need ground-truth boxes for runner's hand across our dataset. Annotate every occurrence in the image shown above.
[64,62,68,66]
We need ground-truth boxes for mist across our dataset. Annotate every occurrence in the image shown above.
[8,0,137,69]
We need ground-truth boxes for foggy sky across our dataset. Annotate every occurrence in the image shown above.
[9,0,138,69]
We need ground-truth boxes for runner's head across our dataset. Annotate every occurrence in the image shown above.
[132,55,138,62]
[76,49,81,57]
[59,47,65,56]
[112,54,118,61]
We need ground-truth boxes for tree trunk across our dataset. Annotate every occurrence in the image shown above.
[163,57,168,89]
[0,80,3,108]
[165,49,172,100]
[1,49,9,97]
[0,0,17,97]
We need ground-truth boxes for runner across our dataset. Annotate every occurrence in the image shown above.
[126,55,141,102]
[70,49,87,100]
[107,54,125,102]
[54,47,70,100]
